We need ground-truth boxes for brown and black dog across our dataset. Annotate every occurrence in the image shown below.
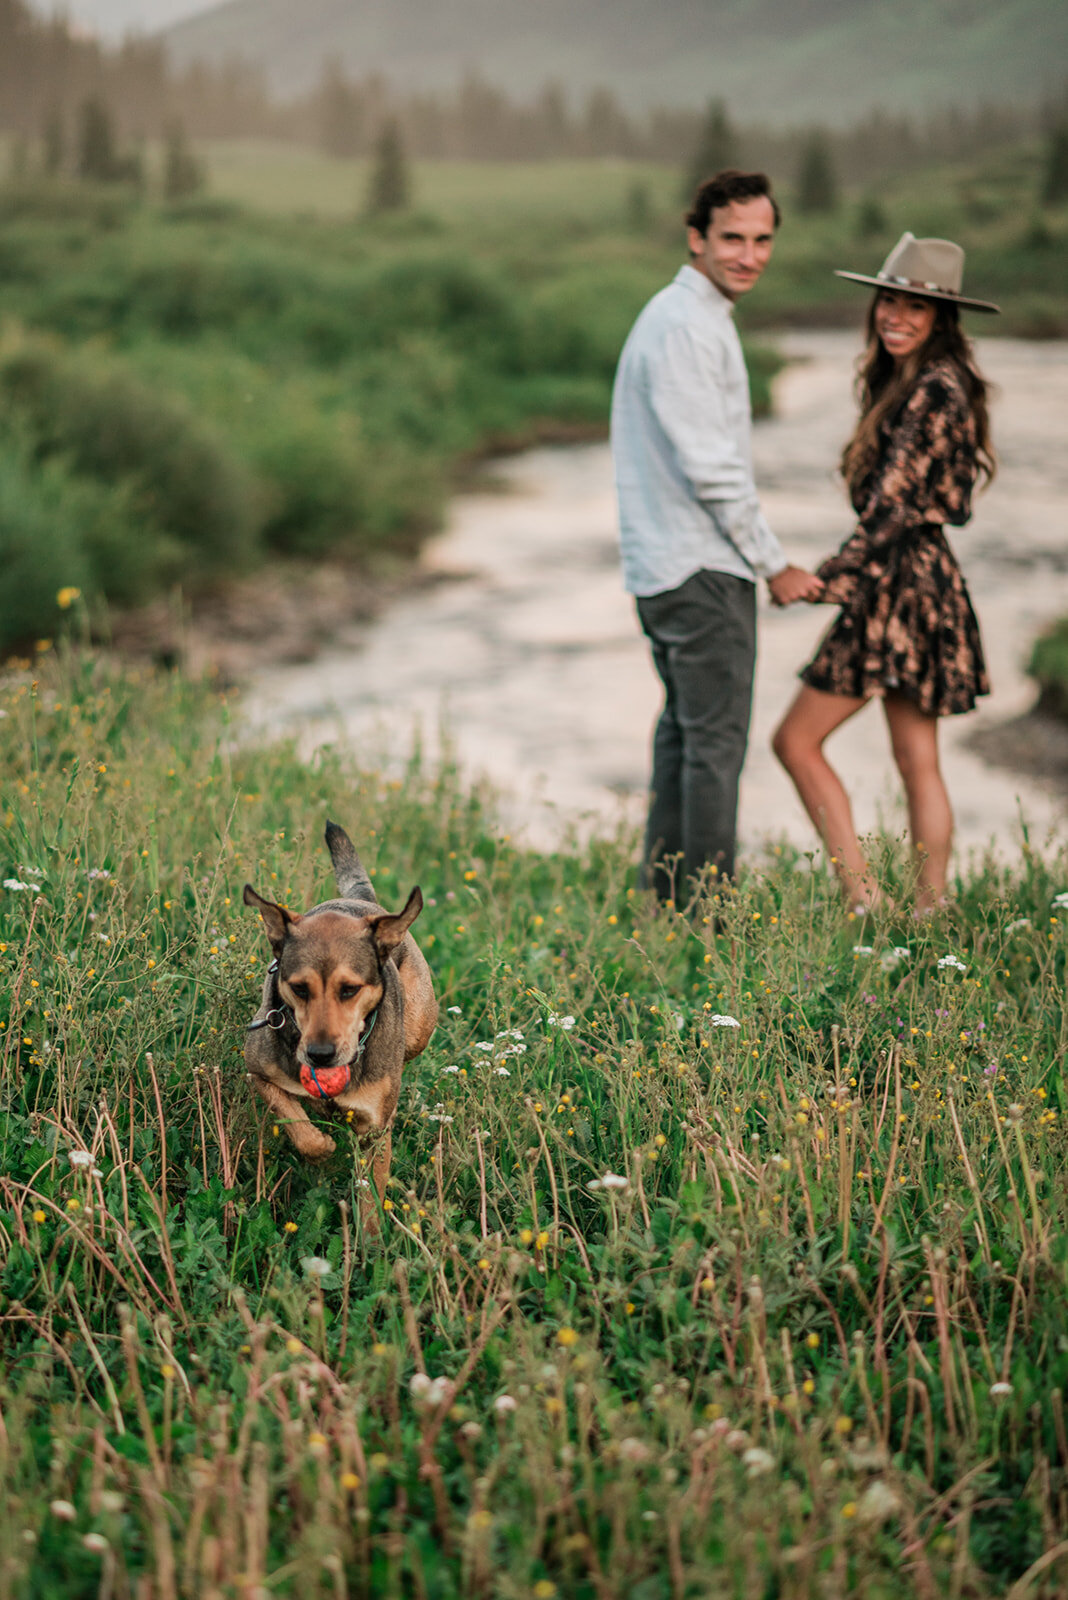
[243,822,437,1203]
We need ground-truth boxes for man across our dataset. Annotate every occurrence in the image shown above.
[611,168,820,902]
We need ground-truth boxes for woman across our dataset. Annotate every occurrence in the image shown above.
[772,233,999,914]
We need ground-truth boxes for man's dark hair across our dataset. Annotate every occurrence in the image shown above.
[686,169,781,235]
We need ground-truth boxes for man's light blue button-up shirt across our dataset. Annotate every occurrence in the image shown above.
[611,263,787,597]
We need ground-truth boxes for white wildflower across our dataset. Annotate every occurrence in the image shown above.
[1005,918,1031,933]
[589,1172,628,1192]
[1051,892,1068,909]
[496,1029,524,1041]
[493,1066,510,1077]
[847,1442,890,1473]
[493,1393,517,1415]
[50,1501,76,1521]
[86,869,110,881]
[547,1014,576,1030]
[419,1376,452,1408]
[989,1381,1013,1398]
[709,1014,740,1028]
[409,1373,433,1400]
[3,879,31,892]
[68,1150,93,1168]
[441,1065,460,1075]
[937,954,967,972]
[473,1042,494,1053]
[300,1256,332,1278]
[742,1446,775,1477]
[428,1113,454,1125]
[879,946,910,972]
[852,945,874,956]
[446,1005,462,1014]
[82,1533,109,1553]
[856,1480,900,1525]
[617,1437,651,1464]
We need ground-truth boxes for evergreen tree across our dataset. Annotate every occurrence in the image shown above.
[855,193,887,239]
[535,81,570,158]
[7,136,28,182]
[796,129,838,214]
[685,99,734,199]
[583,87,629,158]
[163,120,204,200]
[1042,120,1068,205]
[42,107,65,177]
[626,178,652,234]
[77,96,118,182]
[319,61,364,158]
[365,119,410,213]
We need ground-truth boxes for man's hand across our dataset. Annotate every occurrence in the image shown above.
[767,566,823,607]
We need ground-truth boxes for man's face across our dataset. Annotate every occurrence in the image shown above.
[687,196,777,301]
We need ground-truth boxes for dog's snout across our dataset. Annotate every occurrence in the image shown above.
[304,1041,338,1068]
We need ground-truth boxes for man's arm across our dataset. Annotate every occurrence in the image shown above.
[648,323,815,594]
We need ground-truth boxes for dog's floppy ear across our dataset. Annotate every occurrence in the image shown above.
[243,884,301,952]
[370,886,423,953]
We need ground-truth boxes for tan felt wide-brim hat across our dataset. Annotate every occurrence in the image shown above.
[835,231,1000,314]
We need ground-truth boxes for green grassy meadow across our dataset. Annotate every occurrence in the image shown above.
[0,648,1066,1597]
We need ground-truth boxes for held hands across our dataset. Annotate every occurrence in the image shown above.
[767,566,824,607]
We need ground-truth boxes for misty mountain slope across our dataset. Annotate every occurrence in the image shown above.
[159,0,1068,122]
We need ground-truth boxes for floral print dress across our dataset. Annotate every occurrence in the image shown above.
[801,358,990,717]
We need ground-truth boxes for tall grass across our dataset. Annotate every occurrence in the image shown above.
[0,649,1066,1596]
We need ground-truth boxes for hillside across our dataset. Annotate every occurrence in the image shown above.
[159,0,1068,123]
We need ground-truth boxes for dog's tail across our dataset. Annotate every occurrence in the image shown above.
[325,821,377,902]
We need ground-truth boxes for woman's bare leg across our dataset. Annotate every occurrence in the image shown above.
[772,685,879,906]
[882,693,952,912]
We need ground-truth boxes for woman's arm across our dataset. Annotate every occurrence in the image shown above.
[816,365,978,597]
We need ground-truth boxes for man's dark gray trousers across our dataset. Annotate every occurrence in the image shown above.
[636,567,756,900]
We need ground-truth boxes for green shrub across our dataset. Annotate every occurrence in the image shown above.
[0,431,191,651]
[0,440,91,649]
[1028,616,1068,719]
[0,331,259,581]
[122,340,442,556]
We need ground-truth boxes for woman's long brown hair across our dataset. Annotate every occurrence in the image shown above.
[840,294,996,494]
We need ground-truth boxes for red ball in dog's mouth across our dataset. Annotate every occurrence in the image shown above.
[300,1061,352,1099]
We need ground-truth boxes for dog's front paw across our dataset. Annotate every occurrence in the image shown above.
[290,1126,337,1162]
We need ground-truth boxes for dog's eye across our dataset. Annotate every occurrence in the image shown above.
[339,984,362,1002]
[289,982,311,1002]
